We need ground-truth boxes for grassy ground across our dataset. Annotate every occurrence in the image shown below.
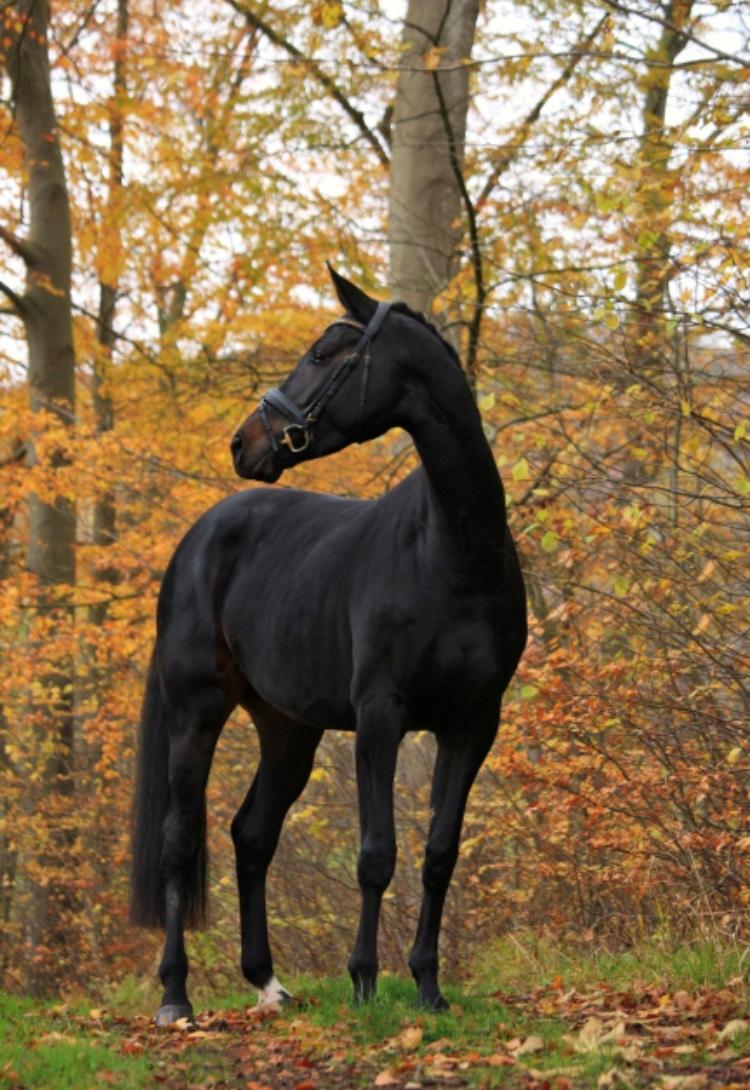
[2,937,749,1089]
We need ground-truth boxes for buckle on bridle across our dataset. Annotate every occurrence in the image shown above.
[280,423,311,453]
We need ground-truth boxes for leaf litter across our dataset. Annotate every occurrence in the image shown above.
[39,975,750,1090]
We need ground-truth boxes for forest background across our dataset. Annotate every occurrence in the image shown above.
[0,0,748,998]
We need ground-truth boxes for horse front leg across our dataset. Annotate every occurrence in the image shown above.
[348,697,405,1003]
[409,711,499,1010]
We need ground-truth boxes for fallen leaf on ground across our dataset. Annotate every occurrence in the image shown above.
[374,1069,400,1086]
[567,1017,626,1053]
[598,1068,635,1089]
[485,1052,514,1067]
[398,1025,423,1049]
[514,1034,545,1056]
[660,1076,707,1090]
[718,1019,748,1041]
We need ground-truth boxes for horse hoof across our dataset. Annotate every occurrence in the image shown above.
[155,1003,194,1027]
[417,993,449,1013]
[257,976,292,1008]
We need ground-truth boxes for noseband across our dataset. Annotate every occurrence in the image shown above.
[258,301,391,455]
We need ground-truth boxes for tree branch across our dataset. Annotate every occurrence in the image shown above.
[477,14,608,212]
[432,66,485,391]
[603,0,747,68]
[0,278,25,315]
[0,224,37,267]
[0,441,27,468]
[226,0,390,168]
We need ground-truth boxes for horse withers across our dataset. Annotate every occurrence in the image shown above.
[130,267,527,1024]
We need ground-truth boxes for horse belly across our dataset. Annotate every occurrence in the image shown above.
[228,606,356,731]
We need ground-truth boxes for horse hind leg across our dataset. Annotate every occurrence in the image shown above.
[409,711,499,1010]
[348,695,406,1003]
[154,673,240,1026]
[232,700,322,1007]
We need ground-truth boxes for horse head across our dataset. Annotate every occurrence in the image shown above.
[231,267,409,482]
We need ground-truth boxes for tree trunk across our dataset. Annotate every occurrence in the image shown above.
[387,0,481,932]
[388,0,480,315]
[633,0,693,371]
[3,0,77,993]
[90,0,129,626]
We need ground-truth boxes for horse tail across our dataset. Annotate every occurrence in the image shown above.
[130,652,208,929]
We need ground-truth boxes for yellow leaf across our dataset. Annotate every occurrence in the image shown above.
[320,0,343,28]
[479,391,495,411]
[512,458,530,482]
[541,530,558,552]
[613,268,627,291]
[613,574,629,596]
[727,747,742,766]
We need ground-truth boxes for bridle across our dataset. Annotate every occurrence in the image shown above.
[258,301,392,455]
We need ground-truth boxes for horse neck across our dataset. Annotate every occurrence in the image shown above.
[405,365,508,581]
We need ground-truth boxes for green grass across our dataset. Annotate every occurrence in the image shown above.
[0,994,152,1090]
[2,932,748,1089]
[471,929,750,993]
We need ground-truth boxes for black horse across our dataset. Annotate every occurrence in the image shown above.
[131,268,527,1024]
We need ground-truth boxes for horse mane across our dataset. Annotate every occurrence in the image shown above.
[389,301,463,370]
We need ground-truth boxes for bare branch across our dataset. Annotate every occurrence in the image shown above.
[432,68,485,390]
[226,0,390,168]
[0,279,25,315]
[477,14,608,211]
[603,0,748,68]
[0,224,37,267]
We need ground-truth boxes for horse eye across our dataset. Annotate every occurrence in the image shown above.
[312,349,323,365]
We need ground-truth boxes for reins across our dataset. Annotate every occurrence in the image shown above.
[258,301,391,455]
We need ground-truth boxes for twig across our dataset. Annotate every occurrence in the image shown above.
[432,67,485,389]
[477,14,608,211]
[227,0,389,168]
[0,279,25,315]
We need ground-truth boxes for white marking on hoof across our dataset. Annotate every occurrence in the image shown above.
[256,975,291,1008]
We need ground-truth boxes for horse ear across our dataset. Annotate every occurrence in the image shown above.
[326,263,378,324]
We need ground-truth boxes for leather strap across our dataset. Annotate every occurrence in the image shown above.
[262,387,308,426]
[258,301,392,453]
